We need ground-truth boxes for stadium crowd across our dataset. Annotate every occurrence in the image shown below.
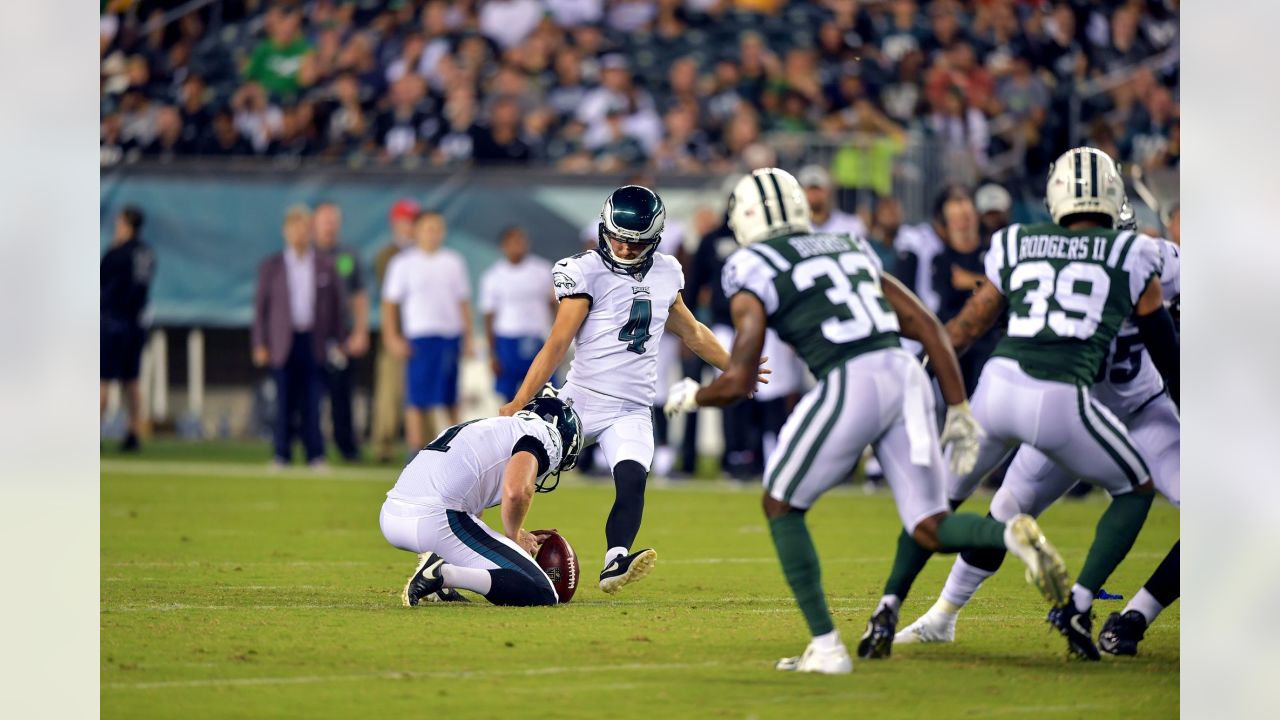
[101,0,1179,182]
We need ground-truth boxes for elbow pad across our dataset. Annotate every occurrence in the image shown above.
[1134,306,1179,405]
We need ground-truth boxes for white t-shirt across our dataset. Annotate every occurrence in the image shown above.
[382,247,471,338]
[387,415,563,515]
[479,256,554,338]
[553,250,685,406]
[812,209,867,240]
[478,0,544,49]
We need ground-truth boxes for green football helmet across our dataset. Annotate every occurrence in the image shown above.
[518,395,584,493]
[597,185,665,278]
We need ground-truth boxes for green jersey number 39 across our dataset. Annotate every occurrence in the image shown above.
[1007,260,1111,340]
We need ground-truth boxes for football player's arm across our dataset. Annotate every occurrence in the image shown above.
[1133,276,1179,404]
[500,450,541,555]
[693,292,767,407]
[883,274,967,407]
[499,296,590,415]
[945,281,1006,354]
[665,292,730,371]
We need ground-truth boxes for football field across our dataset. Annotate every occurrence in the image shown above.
[102,450,1179,719]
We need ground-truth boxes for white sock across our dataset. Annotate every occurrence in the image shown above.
[440,565,492,595]
[876,594,901,616]
[811,630,841,650]
[1123,587,1164,625]
[604,546,629,570]
[1071,583,1094,613]
[939,556,995,610]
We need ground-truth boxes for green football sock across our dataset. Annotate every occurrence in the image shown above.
[1077,491,1155,592]
[768,511,834,637]
[936,513,1007,552]
[883,529,933,601]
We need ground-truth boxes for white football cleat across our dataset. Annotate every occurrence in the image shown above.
[775,640,853,675]
[894,610,957,645]
[1003,514,1070,606]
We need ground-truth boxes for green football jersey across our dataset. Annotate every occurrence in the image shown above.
[985,222,1164,385]
[721,231,901,378]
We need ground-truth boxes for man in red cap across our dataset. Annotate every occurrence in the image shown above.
[371,198,420,462]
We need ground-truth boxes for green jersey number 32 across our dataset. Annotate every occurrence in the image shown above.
[793,252,899,344]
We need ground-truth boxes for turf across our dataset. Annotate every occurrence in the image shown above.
[102,456,1179,719]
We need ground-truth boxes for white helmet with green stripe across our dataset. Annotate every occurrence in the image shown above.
[728,168,812,246]
[1045,146,1125,227]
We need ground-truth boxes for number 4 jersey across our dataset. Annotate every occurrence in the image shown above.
[553,249,685,406]
[985,223,1164,386]
[722,232,901,379]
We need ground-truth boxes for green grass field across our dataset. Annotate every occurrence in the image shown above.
[102,447,1179,719]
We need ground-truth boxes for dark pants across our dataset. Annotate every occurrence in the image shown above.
[326,362,360,460]
[274,332,325,463]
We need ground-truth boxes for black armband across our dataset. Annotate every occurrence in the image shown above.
[512,436,551,477]
[1135,306,1179,404]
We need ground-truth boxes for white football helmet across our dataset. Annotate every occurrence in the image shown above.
[1045,147,1125,227]
[727,168,812,246]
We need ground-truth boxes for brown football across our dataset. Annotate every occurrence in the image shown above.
[534,531,579,603]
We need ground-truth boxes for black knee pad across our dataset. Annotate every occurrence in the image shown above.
[612,460,648,498]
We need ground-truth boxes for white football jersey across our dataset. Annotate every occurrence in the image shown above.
[386,416,563,516]
[553,249,685,406]
[1091,238,1181,417]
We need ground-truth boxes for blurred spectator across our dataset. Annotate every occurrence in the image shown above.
[244,8,313,99]
[198,109,254,156]
[371,199,420,463]
[798,164,867,237]
[472,96,532,164]
[374,75,433,160]
[479,226,555,401]
[381,212,473,453]
[927,88,989,186]
[929,191,999,393]
[480,0,545,50]
[101,206,155,452]
[867,195,905,274]
[974,182,1012,241]
[829,99,907,210]
[313,202,368,462]
[232,82,283,154]
[140,106,192,160]
[251,205,346,468]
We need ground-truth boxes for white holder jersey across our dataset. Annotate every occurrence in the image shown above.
[386,416,563,516]
[1091,239,1181,418]
[552,249,685,407]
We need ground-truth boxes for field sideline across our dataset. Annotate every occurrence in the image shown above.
[102,451,1179,719]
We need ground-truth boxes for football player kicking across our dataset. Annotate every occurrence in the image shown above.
[665,167,1069,674]
[499,185,765,595]
[380,396,583,607]
[867,147,1180,661]
[896,208,1182,658]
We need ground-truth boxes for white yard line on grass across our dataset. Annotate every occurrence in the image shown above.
[104,659,754,691]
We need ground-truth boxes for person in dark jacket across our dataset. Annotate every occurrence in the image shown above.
[101,205,156,451]
[252,205,347,468]
[930,191,1002,393]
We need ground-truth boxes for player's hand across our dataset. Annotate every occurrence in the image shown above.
[515,529,542,556]
[498,401,520,417]
[750,355,772,397]
[346,331,369,358]
[386,336,412,359]
[529,528,558,542]
[664,377,700,418]
[940,402,984,477]
[252,345,270,367]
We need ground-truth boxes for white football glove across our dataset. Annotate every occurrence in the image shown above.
[664,377,701,418]
[939,402,984,477]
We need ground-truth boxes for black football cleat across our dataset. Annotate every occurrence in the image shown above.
[1048,603,1101,661]
[856,606,898,659]
[402,553,446,607]
[598,548,657,594]
[1099,610,1148,656]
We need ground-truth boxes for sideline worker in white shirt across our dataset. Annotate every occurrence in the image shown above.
[479,226,555,401]
[381,211,473,451]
